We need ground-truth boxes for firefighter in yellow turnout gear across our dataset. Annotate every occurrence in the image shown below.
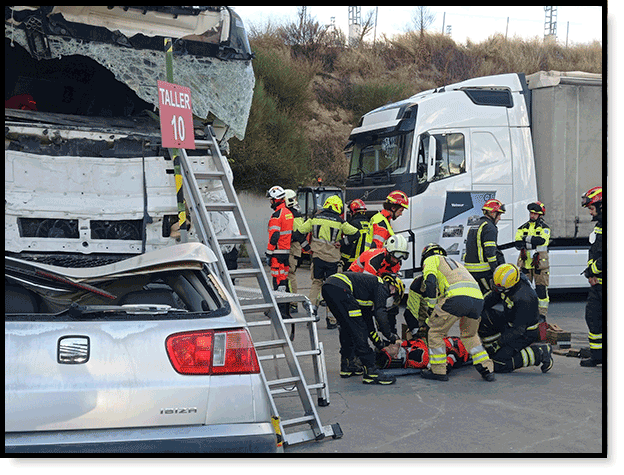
[419,244,496,382]
[514,201,551,322]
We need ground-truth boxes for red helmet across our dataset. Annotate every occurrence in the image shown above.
[527,201,545,215]
[386,190,409,209]
[581,186,602,208]
[482,199,506,214]
[349,199,367,214]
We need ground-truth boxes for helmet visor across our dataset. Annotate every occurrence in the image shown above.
[391,251,409,260]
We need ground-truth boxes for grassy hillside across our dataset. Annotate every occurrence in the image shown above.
[229,26,602,193]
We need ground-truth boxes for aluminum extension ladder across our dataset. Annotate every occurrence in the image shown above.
[176,127,342,448]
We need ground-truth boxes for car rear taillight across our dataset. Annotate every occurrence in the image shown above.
[166,328,260,375]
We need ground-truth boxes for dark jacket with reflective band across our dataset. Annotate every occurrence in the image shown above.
[299,208,358,262]
[267,202,293,256]
[348,248,401,276]
[514,217,551,270]
[464,215,504,275]
[422,255,483,309]
[340,213,369,264]
[585,215,603,284]
[483,273,540,346]
[324,271,395,341]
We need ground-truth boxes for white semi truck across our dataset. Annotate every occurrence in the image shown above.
[343,71,602,289]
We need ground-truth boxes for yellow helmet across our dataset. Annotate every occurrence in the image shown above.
[382,274,405,307]
[323,195,343,214]
[492,264,520,292]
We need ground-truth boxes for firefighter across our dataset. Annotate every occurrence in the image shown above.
[349,234,409,276]
[266,186,294,320]
[349,234,410,336]
[418,243,495,382]
[365,190,409,250]
[321,272,404,385]
[340,199,370,269]
[515,201,551,324]
[580,186,603,367]
[376,336,470,372]
[284,189,311,308]
[299,195,359,329]
[464,198,506,300]
[479,263,554,373]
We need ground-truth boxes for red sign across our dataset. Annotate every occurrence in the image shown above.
[157,80,195,149]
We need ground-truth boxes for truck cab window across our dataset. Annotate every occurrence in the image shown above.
[419,132,466,183]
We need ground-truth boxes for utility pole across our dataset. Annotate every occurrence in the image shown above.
[348,6,361,47]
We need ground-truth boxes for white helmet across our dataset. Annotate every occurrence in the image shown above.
[384,234,409,260]
[267,186,285,200]
[284,189,297,208]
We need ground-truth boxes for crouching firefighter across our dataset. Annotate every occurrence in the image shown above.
[418,243,495,382]
[479,263,554,373]
[321,272,404,385]
[376,336,470,372]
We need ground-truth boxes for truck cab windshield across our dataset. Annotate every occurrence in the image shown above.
[346,131,413,178]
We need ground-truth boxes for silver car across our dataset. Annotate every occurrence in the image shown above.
[5,243,278,453]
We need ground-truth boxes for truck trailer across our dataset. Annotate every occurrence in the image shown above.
[344,71,602,289]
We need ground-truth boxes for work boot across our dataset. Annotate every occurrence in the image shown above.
[420,368,449,382]
[362,366,396,385]
[539,344,554,373]
[340,357,364,378]
[326,317,338,330]
[475,363,496,382]
[580,358,602,367]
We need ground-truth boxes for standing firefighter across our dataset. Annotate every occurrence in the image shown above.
[299,195,359,329]
[283,189,311,304]
[479,264,554,374]
[266,186,294,319]
[418,243,495,382]
[321,272,404,385]
[365,190,409,250]
[515,201,551,327]
[464,198,506,300]
[580,186,603,367]
[340,199,370,269]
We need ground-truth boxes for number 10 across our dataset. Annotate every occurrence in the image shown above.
[171,115,186,142]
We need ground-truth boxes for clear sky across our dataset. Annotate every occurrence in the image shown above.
[232,5,604,46]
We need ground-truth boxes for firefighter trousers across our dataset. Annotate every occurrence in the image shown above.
[585,283,603,362]
[427,295,493,375]
[321,283,377,368]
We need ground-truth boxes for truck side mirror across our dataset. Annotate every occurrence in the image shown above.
[427,135,437,181]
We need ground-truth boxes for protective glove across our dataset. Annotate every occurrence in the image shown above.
[369,330,384,350]
[531,253,540,269]
[490,340,501,354]
[520,248,528,261]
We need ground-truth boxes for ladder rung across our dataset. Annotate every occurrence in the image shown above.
[281,415,316,427]
[229,268,262,279]
[253,339,288,351]
[258,348,321,361]
[240,303,274,314]
[267,376,301,389]
[204,202,237,212]
[217,235,250,245]
[246,320,272,328]
[194,171,225,180]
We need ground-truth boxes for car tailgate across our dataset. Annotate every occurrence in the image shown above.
[5,315,263,432]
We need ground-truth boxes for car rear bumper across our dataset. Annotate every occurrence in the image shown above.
[5,423,278,454]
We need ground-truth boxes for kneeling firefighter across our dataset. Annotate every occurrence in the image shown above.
[479,263,553,373]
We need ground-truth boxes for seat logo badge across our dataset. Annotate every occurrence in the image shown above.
[58,336,90,364]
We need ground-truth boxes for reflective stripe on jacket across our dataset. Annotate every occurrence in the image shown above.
[423,254,483,309]
[464,216,502,275]
[365,209,394,250]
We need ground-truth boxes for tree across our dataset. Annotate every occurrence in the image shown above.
[279,6,327,46]
[410,6,436,37]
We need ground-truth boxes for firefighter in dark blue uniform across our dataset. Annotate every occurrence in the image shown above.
[321,272,404,385]
[580,186,603,367]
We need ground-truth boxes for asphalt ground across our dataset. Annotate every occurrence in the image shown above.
[242,261,607,459]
